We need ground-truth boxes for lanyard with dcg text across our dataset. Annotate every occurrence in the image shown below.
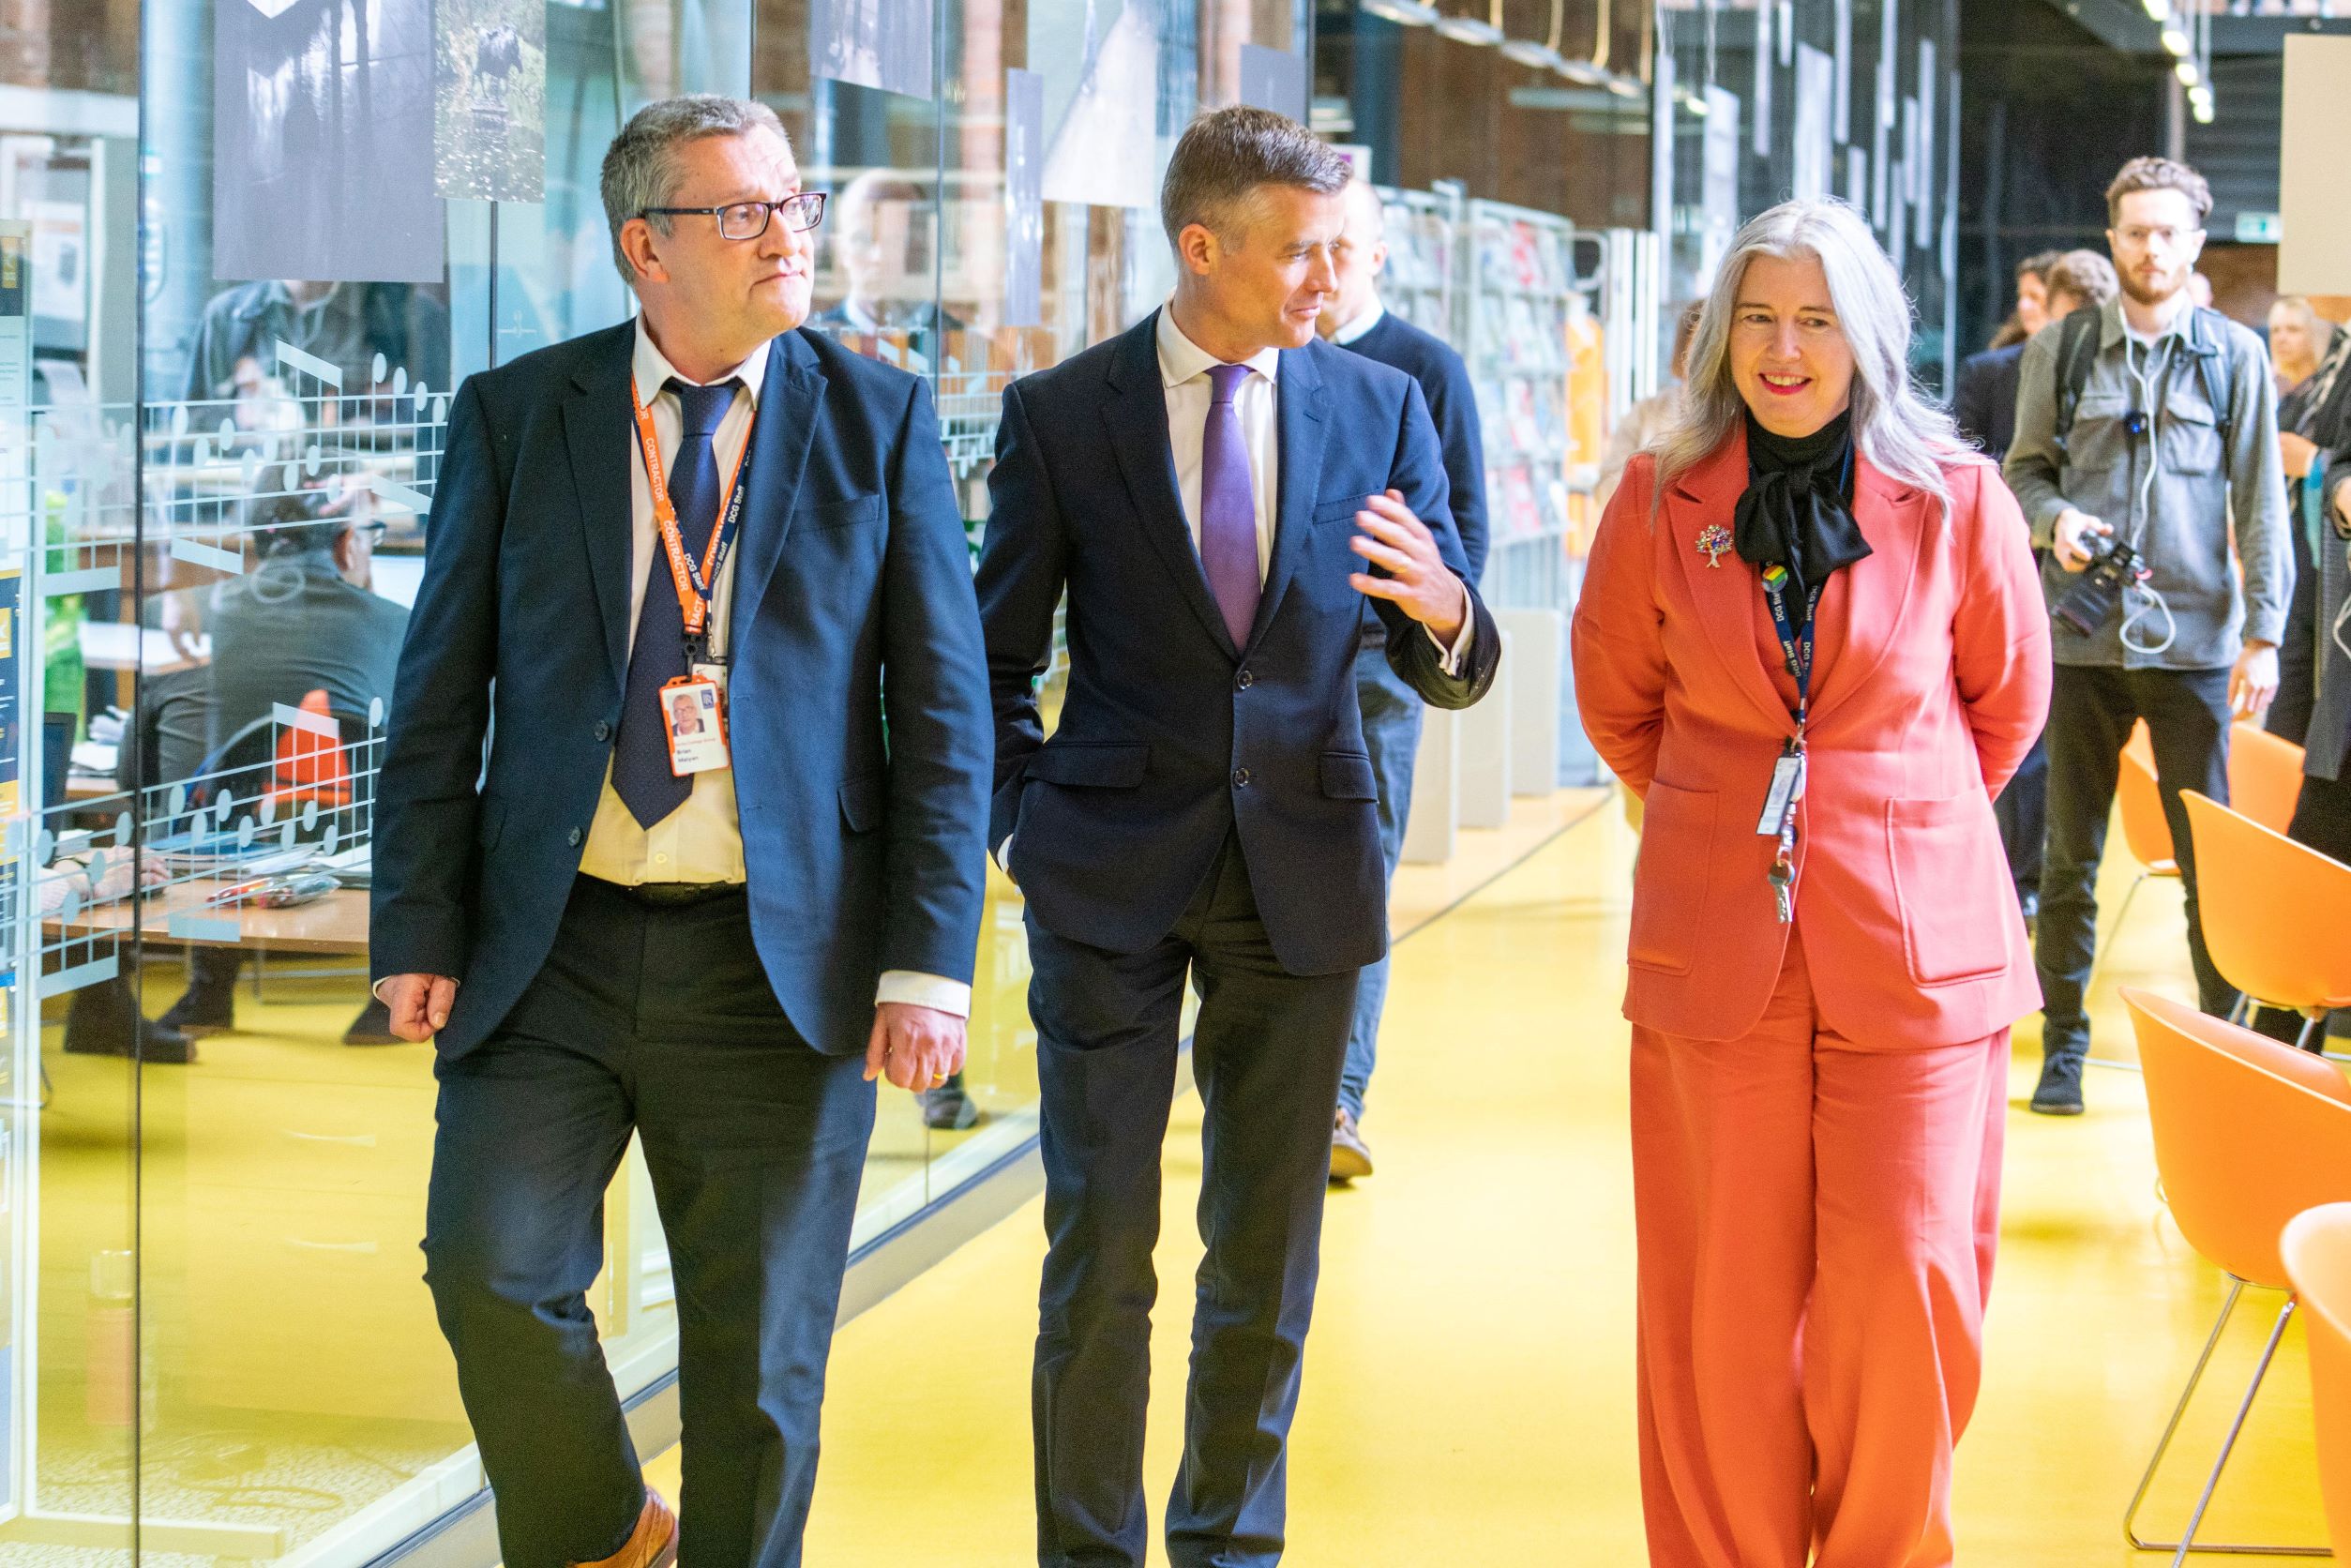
[1756,568,1821,925]
[628,375,750,666]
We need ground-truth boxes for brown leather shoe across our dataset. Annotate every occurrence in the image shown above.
[570,1491,677,1568]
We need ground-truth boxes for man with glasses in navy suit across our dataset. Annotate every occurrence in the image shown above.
[370,96,989,1568]
[977,106,1500,1568]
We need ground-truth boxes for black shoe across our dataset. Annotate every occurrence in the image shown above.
[2030,1051,2085,1116]
[158,984,236,1037]
[63,979,197,1064]
[341,996,402,1047]
[918,1075,983,1131]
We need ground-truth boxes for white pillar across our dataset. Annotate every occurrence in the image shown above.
[1500,609,1563,797]
[1402,704,1460,864]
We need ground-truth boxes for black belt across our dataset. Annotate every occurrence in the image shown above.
[582,875,746,909]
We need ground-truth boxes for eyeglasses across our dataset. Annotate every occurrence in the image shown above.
[640,192,827,242]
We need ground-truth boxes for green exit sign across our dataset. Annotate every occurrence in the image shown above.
[2237,211,2283,243]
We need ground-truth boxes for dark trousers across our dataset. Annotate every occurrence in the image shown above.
[1339,642,1422,1124]
[2035,664,2239,1060]
[2254,770,2351,1043]
[1026,836,1358,1568]
[423,877,876,1568]
[1993,728,2049,911]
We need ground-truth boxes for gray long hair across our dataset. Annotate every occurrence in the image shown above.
[1653,198,1969,513]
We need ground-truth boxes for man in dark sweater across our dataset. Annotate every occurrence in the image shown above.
[161,489,409,1042]
[1317,175,1488,1182]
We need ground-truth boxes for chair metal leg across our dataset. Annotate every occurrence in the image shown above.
[2226,995,2253,1029]
[2090,870,2149,1002]
[2125,1283,2330,1557]
[2089,873,2152,1068]
[2298,1014,2325,1054]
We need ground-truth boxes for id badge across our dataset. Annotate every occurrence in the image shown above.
[1755,751,1805,837]
[660,675,731,776]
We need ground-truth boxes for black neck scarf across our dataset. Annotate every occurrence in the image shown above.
[1731,409,1872,614]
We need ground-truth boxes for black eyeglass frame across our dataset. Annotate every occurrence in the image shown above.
[640,192,827,241]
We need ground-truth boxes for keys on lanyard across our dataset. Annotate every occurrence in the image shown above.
[628,375,752,671]
[1756,565,1819,926]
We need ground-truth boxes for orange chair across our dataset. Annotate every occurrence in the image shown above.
[2181,791,2351,1052]
[2121,988,2351,1560]
[2104,724,2304,961]
[265,689,353,811]
[2231,721,2307,836]
[2282,1201,2351,1555]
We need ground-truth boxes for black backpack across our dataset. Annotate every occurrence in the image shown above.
[2051,304,2240,465]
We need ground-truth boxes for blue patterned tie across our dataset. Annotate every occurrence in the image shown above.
[611,377,736,830]
[1199,362,1260,648]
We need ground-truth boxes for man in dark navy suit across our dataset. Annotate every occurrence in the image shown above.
[977,107,1500,1568]
[369,97,989,1568]
[1317,174,1489,1184]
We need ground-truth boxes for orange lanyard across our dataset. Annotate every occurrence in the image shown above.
[628,374,751,642]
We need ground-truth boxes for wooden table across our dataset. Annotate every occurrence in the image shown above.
[46,881,368,955]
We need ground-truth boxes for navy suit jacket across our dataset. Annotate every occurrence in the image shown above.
[370,324,992,1059]
[1953,343,2025,460]
[976,311,1500,977]
[1338,310,1489,584]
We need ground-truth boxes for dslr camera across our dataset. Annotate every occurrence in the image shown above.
[2054,534,2147,638]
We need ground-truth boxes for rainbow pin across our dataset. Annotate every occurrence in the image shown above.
[1761,564,1789,592]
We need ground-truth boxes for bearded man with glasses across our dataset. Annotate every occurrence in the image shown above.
[369,95,991,1568]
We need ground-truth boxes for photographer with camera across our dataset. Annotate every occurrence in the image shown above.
[2004,157,2289,1116]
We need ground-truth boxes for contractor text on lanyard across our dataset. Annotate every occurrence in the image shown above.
[1755,564,1818,926]
[628,374,751,669]
[630,376,749,778]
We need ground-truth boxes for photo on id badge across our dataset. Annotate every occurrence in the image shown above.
[664,677,729,775]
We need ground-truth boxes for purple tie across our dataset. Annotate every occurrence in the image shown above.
[1199,362,1260,648]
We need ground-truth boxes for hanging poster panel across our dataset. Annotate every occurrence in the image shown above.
[1238,44,1305,122]
[1752,0,1773,158]
[1793,44,1834,204]
[1701,86,1741,289]
[1004,68,1044,328]
[1032,0,1158,207]
[213,0,443,283]
[433,0,548,201]
[813,0,936,100]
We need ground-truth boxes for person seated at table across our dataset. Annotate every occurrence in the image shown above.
[58,664,212,1064]
[182,279,449,410]
[157,487,408,1045]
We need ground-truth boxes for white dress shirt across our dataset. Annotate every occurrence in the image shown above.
[1327,301,1386,347]
[514,318,969,1019]
[1157,306,1283,582]
[1154,305,1471,671]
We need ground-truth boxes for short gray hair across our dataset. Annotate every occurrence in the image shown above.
[600,95,790,286]
[1160,106,1349,249]
[1655,198,1967,514]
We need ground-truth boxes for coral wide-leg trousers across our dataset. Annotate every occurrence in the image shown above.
[1630,934,2009,1568]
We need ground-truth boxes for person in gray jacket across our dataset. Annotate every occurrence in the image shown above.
[1993,156,2284,1114]
[2004,156,2289,1116]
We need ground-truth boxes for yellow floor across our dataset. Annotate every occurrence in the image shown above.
[640,793,2339,1565]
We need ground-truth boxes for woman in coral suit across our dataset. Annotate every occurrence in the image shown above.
[1573,198,2050,1568]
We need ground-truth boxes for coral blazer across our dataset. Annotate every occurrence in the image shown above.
[1573,431,2051,1049]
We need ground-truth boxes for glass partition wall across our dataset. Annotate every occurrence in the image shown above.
[0,0,1318,1561]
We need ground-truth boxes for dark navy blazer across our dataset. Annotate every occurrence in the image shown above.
[976,311,1501,978]
[369,324,992,1059]
[1953,343,2025,460]
[1338,309,1489,584]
